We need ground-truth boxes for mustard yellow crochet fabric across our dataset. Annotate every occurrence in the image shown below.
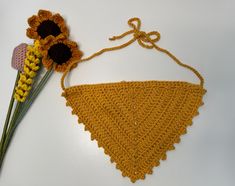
[61,18,206,182]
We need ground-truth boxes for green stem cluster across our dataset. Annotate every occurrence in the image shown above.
[0,69,53,171]
[0,71,20,152]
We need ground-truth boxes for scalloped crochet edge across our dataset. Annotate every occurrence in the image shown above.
[62,89,206,183]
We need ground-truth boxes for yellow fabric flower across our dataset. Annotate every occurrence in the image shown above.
[26,10,69,43]
[41,36,82,72]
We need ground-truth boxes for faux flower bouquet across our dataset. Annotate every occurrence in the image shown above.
[0,9,82,171]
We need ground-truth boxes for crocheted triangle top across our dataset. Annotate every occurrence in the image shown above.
[60,18,206,182]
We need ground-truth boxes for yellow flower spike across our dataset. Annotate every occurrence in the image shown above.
[23,91,29,97]
[26,46,33,53]
[28,71,36,78]
[26,49,33,56]
[26,52,30,57]
[19,97,26,102]
[24,67,36,78]
[14,91,27,102]
[15,88,24,96]
[34,40,40,48]
[31,62,39,68]
[33,51,41,57]
[26,50,34,56]
[19,74,27,81]
[32,65,40,71]
[27,55,36,61]
[14,93,21,101]
[26,45,32,50]
[34,51,42,58]
[34,58,40,64]
[14,41,42,102]
[26,78,33,84]
[24,59,31,67]
[23,66,30,73]
[17,82,23,88]
[25,60,36,69]
[18,80,23,87]
[20,73,26,79]
[21,84,31,91]
[19,74,33,85]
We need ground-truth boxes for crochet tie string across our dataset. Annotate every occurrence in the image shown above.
[61,17,204,90]
[109,18,161,49]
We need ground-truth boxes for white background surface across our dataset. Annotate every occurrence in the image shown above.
[0,0,234,186]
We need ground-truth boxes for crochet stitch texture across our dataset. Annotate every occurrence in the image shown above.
[11,43,28,72]
[61,18,206,182]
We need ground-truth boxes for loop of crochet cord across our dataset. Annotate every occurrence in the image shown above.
[61,17,204,90]
[110,18,161,49]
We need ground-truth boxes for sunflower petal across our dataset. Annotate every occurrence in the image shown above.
[56,34,67,40]
[54,64,65,72]
[52,14,65,24]
[41,50,48,57]
[42,58,53,69]
[40,35,56,46]
[60,26,69,37]
[72,50,83,58]
[38,10,52,20]
[67,40,78,47]
[28,15,40,27]
[26,28,38,39]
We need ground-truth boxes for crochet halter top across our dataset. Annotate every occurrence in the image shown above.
[60,18,206,182]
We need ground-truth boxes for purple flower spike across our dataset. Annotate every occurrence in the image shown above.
[11,43,28,71]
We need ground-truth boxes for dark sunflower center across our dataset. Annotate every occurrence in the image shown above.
[48,43,72,65]
[37,20,61,39]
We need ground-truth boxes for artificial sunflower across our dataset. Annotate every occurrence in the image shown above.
[26,9,69,42]
[41,36,83,72]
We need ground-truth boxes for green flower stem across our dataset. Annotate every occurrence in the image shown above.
[0,69,53,171]
[0,71,20,154]
[0,101,21,168]
[15,69,53,126]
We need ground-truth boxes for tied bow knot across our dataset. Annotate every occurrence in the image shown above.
[109,17,161,49]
